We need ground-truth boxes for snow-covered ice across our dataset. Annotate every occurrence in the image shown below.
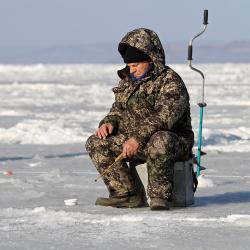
[0,64,250,152]
[197,175,215,188]
[0,64,250,249]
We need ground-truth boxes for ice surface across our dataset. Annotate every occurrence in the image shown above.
[197,175,215,188]
[0,64,250,249]
[0,150,249,250]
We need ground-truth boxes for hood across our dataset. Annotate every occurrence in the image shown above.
[118,28,166,78]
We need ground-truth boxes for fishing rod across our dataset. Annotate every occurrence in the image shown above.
[95,153,124,182]
[188,9,209,177]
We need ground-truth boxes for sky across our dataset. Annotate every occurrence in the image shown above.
[0,0,250,48]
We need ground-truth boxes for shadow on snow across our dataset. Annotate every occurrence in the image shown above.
[195,191,250,206]
[0,152,88,162]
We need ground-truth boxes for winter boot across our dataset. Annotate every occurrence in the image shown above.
[150,198,170,210]
[95,196,129,207]
[95,194,147,208]
[128,194,148,208]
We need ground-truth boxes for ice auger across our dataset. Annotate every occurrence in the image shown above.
[188,10,209,177]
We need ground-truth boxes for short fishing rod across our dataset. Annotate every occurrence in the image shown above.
[188,10,209,177]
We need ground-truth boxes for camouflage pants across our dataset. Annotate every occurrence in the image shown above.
[85,131,190,200]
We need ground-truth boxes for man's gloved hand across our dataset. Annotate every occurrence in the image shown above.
[95,123,114,139]
[122,137,139,158]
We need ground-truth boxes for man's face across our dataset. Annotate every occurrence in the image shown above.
[127,62,151,79]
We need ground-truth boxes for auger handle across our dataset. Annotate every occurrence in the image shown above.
[188,45,193,61]
[188,10,208,61]
[203,10,208,25]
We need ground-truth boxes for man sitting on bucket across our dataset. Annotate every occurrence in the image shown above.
[85,28,194,210]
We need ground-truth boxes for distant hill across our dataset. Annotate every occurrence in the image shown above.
[1,41,250,64]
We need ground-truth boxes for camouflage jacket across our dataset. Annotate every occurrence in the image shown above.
[100,28,194,151]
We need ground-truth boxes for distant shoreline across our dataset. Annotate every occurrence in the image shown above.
[1,41,250,64]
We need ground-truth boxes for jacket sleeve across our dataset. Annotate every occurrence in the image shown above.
[98,101,122,128]
[129,80,189,146]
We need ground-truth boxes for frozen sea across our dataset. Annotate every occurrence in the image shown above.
[0,64,249,249]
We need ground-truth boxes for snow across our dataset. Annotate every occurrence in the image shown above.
[0,119,87,144]
[0,64,250,152]
[197,175,215,188]
[0,64,250,249]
